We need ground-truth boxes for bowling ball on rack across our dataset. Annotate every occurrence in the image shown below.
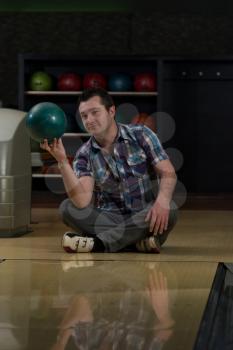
[131,113,156,132]
[83,73,107,89]
[108,73,132,91]
[134,73,156,92]
[57,73,82,91]
[29,71,53,91]
[25,102,67,143]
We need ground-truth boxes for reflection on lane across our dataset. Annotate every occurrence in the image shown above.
[51,261,177,350]
[1,259,217,349]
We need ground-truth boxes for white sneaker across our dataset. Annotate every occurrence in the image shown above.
[62,232,94,253]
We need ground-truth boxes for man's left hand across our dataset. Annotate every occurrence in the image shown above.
[145,199,170,235]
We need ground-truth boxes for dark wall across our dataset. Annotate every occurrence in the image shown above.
[1,11,233,106]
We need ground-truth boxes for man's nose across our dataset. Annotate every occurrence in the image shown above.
[86,114,94,123]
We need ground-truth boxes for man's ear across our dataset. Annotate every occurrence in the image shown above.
[109,105,116,117]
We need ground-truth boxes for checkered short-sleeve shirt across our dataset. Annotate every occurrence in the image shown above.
[73,123,168,214]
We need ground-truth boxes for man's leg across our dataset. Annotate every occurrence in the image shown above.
[60,199,149,252]
[59,199,177,253]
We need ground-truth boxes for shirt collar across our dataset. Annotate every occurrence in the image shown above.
[91,123,130,150]
[119,123,135,141]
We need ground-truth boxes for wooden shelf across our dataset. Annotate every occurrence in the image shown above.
[63,133,90,137]
[32,173,62,178]
[25,91,158,96]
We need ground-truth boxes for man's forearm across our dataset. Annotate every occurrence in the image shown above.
[58,160,93,208]
[157,171,177,206]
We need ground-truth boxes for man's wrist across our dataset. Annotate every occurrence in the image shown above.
[156,194,170,208]
[57,158,69,169]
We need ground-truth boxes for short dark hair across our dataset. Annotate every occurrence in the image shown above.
[77,88,114,111]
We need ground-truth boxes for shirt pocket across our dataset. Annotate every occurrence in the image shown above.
[127,151,147,178]
[94,168,119,194]
[94,167,109,184]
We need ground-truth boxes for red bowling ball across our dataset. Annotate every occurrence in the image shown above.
[134,73,156,92]
[131,113,156,132]
[58,73,82,91]
[83,73,107,89]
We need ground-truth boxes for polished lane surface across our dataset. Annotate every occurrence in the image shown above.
[0,259,217,350]
[0,209,233,262]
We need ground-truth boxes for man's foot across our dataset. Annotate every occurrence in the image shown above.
[135,235,161,253]
[62,232,94,253]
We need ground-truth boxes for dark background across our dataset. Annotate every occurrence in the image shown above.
[1,2,233,106]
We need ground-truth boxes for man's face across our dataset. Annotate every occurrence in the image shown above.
[79,96,115,136]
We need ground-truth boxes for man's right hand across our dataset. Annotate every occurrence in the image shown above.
[40,138,67,163]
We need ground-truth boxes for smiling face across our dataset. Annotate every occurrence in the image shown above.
[79,95,116,137]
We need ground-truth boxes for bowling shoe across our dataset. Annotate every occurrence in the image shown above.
[62,232,94,253]
[135,235,161,253]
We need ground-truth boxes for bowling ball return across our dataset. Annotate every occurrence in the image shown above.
[0,109,31,237]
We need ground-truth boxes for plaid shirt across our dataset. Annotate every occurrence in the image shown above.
[73,123,168,214]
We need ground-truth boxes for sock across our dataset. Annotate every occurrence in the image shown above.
[92,237,105,252]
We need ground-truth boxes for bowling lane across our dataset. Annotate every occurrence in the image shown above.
[0,209,233,262]
[0,259,217,350]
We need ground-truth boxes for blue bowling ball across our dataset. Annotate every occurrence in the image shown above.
[108,73,132,91]
[25,102,67,143]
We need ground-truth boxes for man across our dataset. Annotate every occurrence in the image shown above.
[40,88,177,253]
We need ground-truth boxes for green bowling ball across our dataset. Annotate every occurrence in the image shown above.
[25,102,67,143]
[29,71,53,91]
